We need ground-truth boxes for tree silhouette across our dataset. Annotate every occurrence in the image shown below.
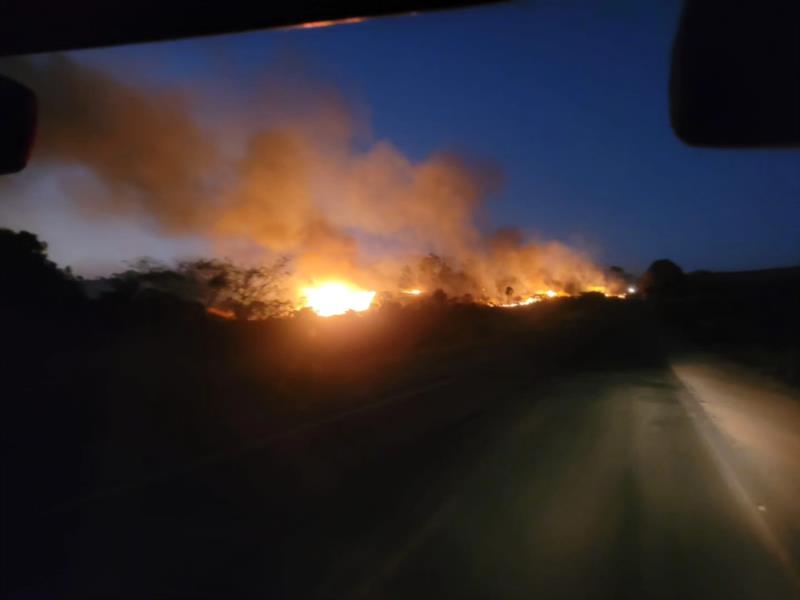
[179,257,291,319]
[101,256,292,319]
[640,259,685,297]
[0,228,80,308]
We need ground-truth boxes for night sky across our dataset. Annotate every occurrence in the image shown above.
[2,0,799,273]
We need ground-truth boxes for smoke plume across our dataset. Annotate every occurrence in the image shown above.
[1,55,610,302]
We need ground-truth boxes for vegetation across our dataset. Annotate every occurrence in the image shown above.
[640,258,685,298]
[1,228,797,518]
[2,227,798,596]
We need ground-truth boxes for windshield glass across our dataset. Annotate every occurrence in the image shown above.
[2,1,799,598]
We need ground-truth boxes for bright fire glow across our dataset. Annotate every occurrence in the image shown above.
[290,17,366,30]
[206,306,235,319]
[301,282,376,317]
[402,289,423,296]
[545,290,558,298]
[499,296,542,308]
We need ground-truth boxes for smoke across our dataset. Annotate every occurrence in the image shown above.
[1,55,609,301]
[0,55,219,231]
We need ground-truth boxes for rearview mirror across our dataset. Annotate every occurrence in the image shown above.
[0,75,36,174]
[670,0,800,147]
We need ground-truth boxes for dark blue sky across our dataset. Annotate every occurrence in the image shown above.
[8,0,800,272]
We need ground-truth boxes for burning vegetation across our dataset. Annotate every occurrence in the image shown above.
[300,281,375,317]
[1,55,630,317]
[100,252,632,319]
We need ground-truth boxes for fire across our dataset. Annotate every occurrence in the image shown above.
[402,289,423,296]
[289,17,366,29]
[301,281,376,317]
[207,306,235,319]
[499,296,542,308]
[530,289,564,299]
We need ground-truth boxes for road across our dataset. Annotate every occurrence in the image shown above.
[13,320,800,598]
[317,365,799,599]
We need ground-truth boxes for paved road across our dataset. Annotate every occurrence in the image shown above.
[672,354,800,587]
[315,365,799,599]
[16,329,800,598]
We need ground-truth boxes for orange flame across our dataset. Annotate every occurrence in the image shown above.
[207,306,235,319]
[289,17,366,30]
[301,281,376,317]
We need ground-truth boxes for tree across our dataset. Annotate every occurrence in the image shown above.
[103,256,292,319]
[105,258,189,302]
[179,257,291,319]
[608,265,634,282]
[413,254,477,298]
[0,228,80,308]
[640,259,685,297]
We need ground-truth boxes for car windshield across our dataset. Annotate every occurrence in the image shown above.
[2,1,799,598]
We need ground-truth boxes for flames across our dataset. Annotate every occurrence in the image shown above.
[497,296,542,308]
[294,280,632,318]
[287,16,367,30]
[5,56,637,321]
[207,306,236,319]
[301,282,376,317]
